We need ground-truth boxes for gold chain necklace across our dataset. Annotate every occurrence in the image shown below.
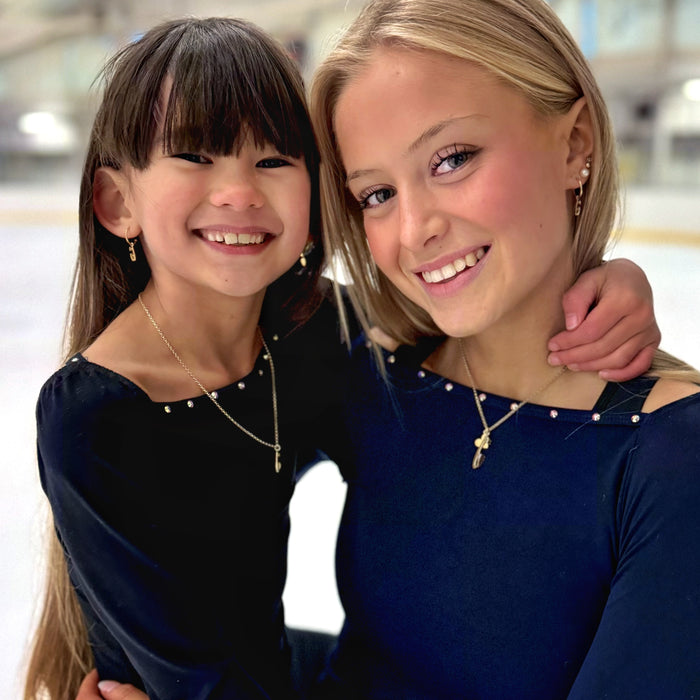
[138,294,282,473]
[458,338,567,470]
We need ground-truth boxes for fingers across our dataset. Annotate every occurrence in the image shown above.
[551,330,657,375]
[549,320,659,375]
[551,279,655,353]
[558,266,604,333]
[549,302,660,369]
[549,257,661,378]
[76,669,102,700]
[97,681,150,700]
[597,345,658,382]
[549,301,622,354]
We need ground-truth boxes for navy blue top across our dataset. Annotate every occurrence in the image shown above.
[317,337,700,699]
[37,299,347,700]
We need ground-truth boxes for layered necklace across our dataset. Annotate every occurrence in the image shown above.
[458,338,567,470]
[138,294,282,473]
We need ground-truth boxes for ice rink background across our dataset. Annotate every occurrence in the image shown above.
[1,184,699,699]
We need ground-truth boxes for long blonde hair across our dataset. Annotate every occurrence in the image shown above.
[311,0,698,382]
[25,17,324,700]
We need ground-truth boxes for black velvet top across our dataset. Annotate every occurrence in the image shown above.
[37,298,348,700]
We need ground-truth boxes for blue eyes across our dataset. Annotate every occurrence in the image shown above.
[431,146,475,174]
[357,146,477,210]
[359,187,395,210]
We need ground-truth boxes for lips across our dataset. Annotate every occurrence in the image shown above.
[419,246,487,283]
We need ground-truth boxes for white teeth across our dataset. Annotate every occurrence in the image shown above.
[205,231,265,245]
[442,262,456,279]
[420,247,486,284]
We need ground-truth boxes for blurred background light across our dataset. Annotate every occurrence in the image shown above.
[17,110,77,152]
[683,79,700,102]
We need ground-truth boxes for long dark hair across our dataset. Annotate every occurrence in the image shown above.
[25,17,324,700]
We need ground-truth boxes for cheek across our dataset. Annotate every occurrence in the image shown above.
[364,219,397,272]
[283,176,312,231]
[472,161,524,220]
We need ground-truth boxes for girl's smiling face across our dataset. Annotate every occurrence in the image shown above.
[119,136,311,303]
[334,46,586,340]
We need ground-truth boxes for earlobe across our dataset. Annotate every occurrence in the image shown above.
[93,167,139,238]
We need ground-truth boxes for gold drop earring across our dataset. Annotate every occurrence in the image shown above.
[299,240,314,268]
[574,156,592,218]
[125,227,137,262]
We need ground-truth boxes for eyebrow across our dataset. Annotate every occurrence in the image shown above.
[345,115,483,184]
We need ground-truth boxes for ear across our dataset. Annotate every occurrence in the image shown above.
[562,97,594,189]
[93,167,140,238]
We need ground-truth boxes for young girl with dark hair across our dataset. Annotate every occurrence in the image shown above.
[26,17,341,700]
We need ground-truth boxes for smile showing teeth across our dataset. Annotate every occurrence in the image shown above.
[203,231,266,245]
[421,246,487,283]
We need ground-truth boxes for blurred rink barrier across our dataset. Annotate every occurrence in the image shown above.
[1,178,699,699]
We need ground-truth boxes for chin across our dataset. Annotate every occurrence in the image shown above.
[419,306,483,340]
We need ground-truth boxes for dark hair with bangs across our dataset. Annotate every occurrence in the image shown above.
[100,17,317,168]
[24,17,324,700]
[69,16,323,358]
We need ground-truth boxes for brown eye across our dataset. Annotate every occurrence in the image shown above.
[173,153,210,164]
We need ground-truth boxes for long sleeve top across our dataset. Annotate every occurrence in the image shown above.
[37,300,347,700]
[316,337,700,699]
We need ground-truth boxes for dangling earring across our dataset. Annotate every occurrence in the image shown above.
[125,227,137,262]
[574,156,592,218]
[299,240,314,268]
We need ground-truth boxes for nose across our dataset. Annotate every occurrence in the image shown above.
[397,188,449,251]
[209,168,265,210]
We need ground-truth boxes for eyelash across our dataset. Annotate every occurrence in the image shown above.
[356,145,478,210]
[171,153,292,169]
[257,157,292,168]
[173,152,211,164]
[357,185,395,211]
[430,145,478,175]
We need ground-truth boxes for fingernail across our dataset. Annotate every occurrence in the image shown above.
[548,354,561,366]
[98,681,119,692]
[568,363,579,371]
[565,314,579,331]
[548,341,560,352]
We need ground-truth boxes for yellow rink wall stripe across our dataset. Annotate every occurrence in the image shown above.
[615,228,700,247]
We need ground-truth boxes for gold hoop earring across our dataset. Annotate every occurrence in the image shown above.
[125,228,137,262]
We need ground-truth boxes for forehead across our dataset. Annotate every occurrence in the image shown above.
[334,46,536,163]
